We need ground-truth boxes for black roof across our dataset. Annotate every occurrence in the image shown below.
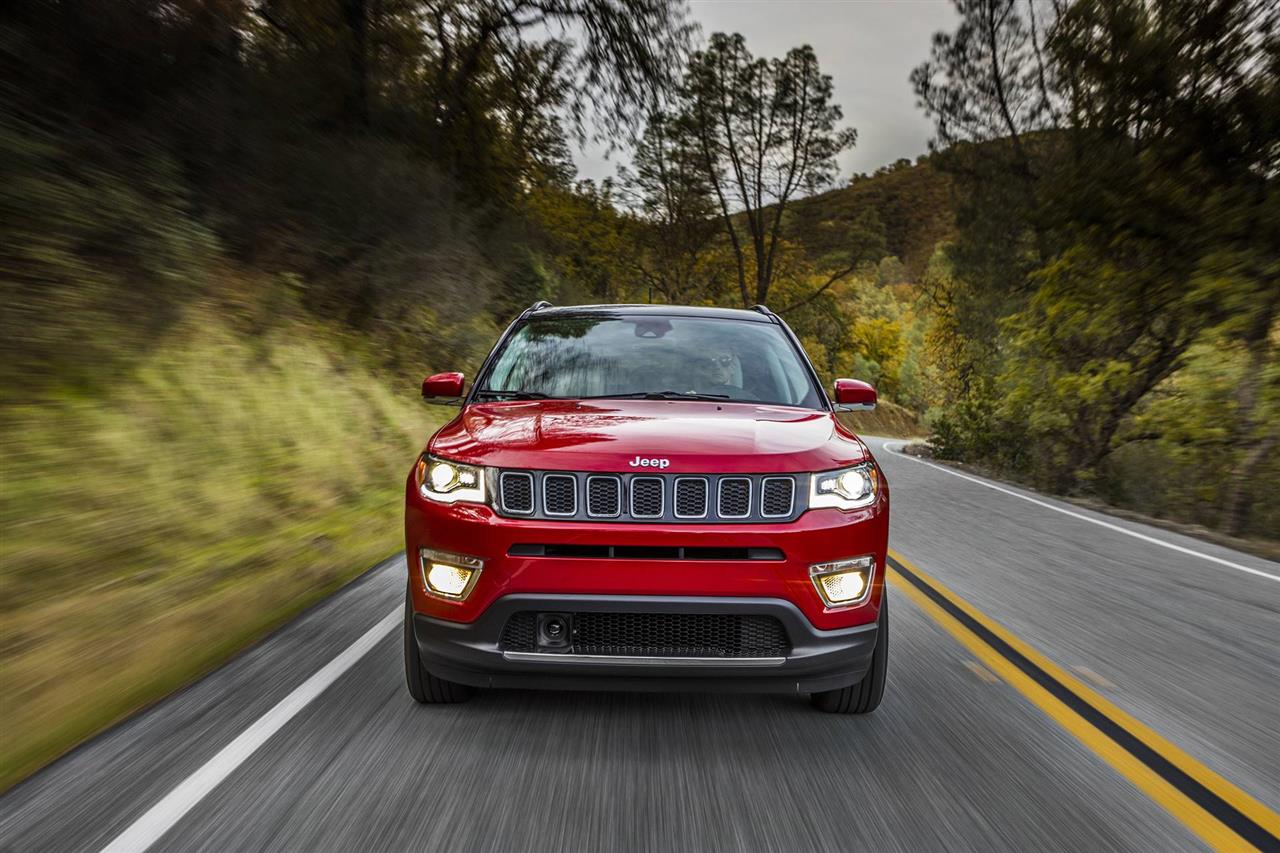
[527,303,774,323]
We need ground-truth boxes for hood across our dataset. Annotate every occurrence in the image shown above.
[428,400,869,473]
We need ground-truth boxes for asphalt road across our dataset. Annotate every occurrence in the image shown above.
[4,436,1278,852]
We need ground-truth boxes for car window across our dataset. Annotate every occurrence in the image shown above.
[480,315,824,409]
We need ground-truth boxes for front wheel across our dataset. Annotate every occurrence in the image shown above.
[404,587,475,704]
[811,592,888,714]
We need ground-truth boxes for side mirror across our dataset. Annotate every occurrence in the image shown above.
[422,372,465,400]
[833,378,876,412]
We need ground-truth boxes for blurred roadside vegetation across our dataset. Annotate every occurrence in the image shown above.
[909,0,1279,539]
[1,0,1275,787]
[1,0,690,787]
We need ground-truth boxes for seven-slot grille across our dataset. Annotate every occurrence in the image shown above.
[499,612,790,658]
[494,471,804,523]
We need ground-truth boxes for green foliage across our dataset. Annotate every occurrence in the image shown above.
[788,157,955,279]
[1102,339,1270,523]
[0,311,444,788]
[0,114,218,394]
[913,0,1279,536]
[0,0,695,785]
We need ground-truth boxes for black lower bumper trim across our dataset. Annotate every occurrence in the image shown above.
[412,594,878,694]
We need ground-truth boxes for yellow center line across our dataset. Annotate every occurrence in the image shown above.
[887,548,1280,852]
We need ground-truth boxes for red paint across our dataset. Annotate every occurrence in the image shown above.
[405,484,888,631]
[428,400,872,473]
[405,401,889,631]
[833,378,877,407]
[422,371,465,399]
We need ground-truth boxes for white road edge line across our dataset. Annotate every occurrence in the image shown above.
[99,607,402,853]
[879,439,1280,584]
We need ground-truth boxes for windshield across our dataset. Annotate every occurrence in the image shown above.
[477,314,824,409]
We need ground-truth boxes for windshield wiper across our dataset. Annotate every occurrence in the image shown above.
[582,391,732,402]
[473,388,556,400]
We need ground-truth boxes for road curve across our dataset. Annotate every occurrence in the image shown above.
[3,436,1278,852]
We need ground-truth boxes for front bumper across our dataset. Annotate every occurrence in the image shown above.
[411,594,879,693]
[405,482,889,632]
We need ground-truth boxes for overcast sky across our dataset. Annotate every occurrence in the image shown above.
[573,0,960,185]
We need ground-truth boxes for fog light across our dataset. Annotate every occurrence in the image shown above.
[810,555,874,607]
[420,548,483,600]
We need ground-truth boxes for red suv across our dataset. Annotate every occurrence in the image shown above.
[404,303,889,713]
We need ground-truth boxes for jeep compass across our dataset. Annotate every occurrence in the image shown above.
[404,303,889,713]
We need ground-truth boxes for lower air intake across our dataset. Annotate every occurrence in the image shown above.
[499,612,790,658]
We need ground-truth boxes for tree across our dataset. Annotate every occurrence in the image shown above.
[911,0,1060,171]
[620,109,725,303]
[419,0,693,193]
[915,0,1280,520]
[678,33,857,307]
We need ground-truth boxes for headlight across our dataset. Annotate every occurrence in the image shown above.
[414,455,486,504]
[810,462,879,510]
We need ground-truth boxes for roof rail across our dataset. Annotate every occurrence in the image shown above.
[751,304,777,318]
[518,300,552,319]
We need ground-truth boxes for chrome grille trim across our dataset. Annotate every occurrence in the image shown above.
[717,477,752,519]
[673,477,709,519]
[499,471,535,515]
[585,475,622,518]
[760,476,796,518]
[629,476,665,519]
[541,473,578,517]
[491,471,806,523]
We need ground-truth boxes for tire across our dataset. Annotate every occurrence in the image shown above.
[811,592,888,714]
[404,587,476,704]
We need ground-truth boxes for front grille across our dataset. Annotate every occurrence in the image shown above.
[718,478,751,518]
[674,477,708,518]
[500,472,534,514]
[499,612,790,658]
[630,477,664,518]
[586,476,621,517]
[492,471,802,523]
[542,474,577,516]
[761,477,795,517]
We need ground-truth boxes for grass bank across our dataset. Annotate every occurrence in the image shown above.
[0,312,444,790]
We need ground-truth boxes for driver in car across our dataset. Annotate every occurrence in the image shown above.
[699,349,744,396]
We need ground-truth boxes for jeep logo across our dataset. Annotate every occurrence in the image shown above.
[628,456,670,469]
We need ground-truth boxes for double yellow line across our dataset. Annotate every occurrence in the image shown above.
[886,550,1280,852]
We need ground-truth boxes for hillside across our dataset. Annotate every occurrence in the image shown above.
[786,156,955,278]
